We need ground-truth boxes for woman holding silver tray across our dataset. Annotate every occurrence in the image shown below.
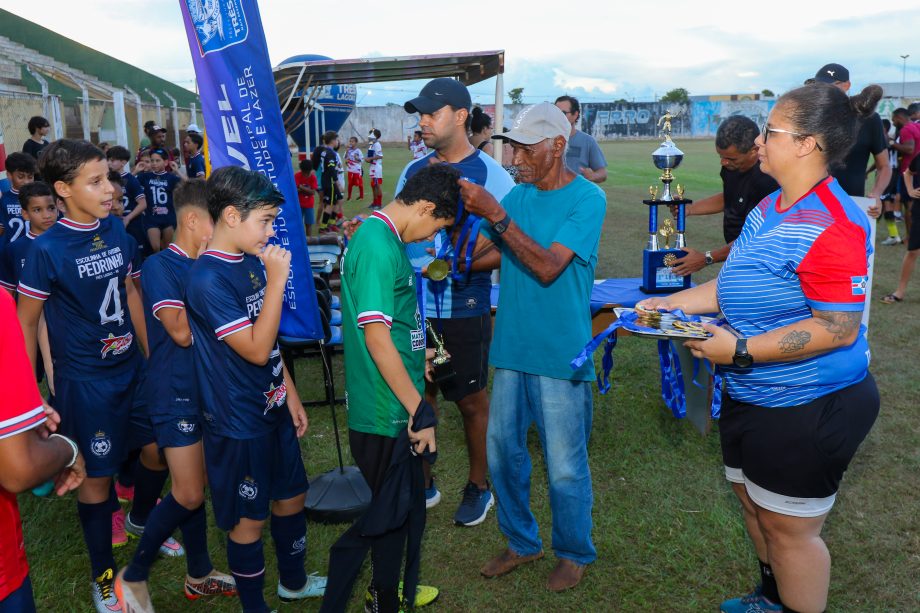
[637,82,881,613]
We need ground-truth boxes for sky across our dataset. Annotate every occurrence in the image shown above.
[3,0,920,106]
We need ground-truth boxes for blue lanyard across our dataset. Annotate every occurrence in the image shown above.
[415,270,427,343]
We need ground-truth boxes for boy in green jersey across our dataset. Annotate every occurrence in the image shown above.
[321,164,460,613]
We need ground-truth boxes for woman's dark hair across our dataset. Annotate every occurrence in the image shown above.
[186,132,204,149]
[299,159,313,173]
[18,181,52,208]
[38,139,105,195]
[27,116,50,135]
[470,107,492,135]
[778,83,883,166]
[106,145,131,161]
[206,166,284,222]
[715,116,759,153]
[6,152,38,175]
[174,178,209,212]
[395,163,461,220]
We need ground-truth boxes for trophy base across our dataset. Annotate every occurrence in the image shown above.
[640,249,692,294]
[432,360,456,384]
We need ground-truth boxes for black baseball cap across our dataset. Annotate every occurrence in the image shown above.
[404,78,472,115]
[814,63,850,84]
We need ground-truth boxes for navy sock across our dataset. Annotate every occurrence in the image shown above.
[228,537,268,613]
[180,503,213,579]
[130,464,169,526]
[759,559,780,604]
[123,494,191,582]
[118,449,140,488]
[77,499,116,578]
[271,512,307,591]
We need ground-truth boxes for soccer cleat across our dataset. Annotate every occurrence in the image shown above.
[720,585,782,613]
[115,482,134,504]
[425,478,441,509]
[92,567,123,612]
[881,236,903,245]
[184,569,237,600]
[112,509,128,548]
[124,513,186,558]
[453,481,495,527]
[277,573,327,601]
[114,568,154,613]
[364,582,439,611]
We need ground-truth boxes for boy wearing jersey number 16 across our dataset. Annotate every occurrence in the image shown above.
[16,139,152,613]
[184,167,326,612]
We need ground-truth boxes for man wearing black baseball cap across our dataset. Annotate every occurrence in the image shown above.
[402,77,515,531]
[809,63,888,220]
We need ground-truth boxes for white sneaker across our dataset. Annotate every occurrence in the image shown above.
[882,236,903,245]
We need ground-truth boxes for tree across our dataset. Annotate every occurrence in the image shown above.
[508,87,525,104]
[659,88,690,105]
[761,89,775,98]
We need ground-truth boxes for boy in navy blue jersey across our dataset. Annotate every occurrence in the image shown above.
[185,166,326,612]
[16,139,156,612]
[0,152,38,244]
[0,182,57,295]
[183,132,206,178]
[115,179,236,610]
[137,148,180,253]
[107,146,148,260]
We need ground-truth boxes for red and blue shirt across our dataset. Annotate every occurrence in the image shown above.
[717,177,871,407]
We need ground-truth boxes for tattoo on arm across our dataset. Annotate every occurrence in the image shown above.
[779,329,812,353]
[812,310,863,342]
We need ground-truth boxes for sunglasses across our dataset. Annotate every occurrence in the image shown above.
[761,123,823,151]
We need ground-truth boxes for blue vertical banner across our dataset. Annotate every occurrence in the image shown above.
[179,0,323,340]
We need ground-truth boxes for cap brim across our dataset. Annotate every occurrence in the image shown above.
[404,96,447,115]
[494,129,553,145]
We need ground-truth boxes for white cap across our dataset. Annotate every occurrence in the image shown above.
[186,123,201,134]
[493,102,570,145]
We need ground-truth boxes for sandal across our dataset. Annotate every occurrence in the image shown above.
[881,293,903,304]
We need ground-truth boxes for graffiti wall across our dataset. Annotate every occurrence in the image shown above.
[580,103,691,139]
[690,100,776,137]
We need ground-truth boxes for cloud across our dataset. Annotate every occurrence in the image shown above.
[552,69,619,95]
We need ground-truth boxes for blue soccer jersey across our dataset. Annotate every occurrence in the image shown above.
[716,177,872,407]
[185,250,287,439]
[400,150,515,318]
[140,243,198,419]
[120,171,146,217]
[0,188,28,243]
[18,216,142,380]
[0,230,38,292]
[137,171,180,222]
[186,153,206,178]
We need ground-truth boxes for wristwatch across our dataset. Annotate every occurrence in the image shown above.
[492,213,512,235]
[704,250,714,266]
[732,338,754,368]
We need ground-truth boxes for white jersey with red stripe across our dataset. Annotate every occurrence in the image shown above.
[345,147,364,174]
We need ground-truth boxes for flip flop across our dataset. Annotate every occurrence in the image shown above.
[881,293,903,304]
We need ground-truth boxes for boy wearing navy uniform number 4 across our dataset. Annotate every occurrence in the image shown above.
[115,179,236,612]
[184,166,326,612]
[16,139,153,613]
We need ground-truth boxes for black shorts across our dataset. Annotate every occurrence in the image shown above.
[909,200,920,251]
[720,374,879,517]
[426,313,491,402]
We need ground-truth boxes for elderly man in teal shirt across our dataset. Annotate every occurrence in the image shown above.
[459,102,606,592]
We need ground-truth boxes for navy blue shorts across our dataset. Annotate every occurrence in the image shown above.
[204,418,308,531]
[144,215,176,231]
[56,358,150,478]
[152,414,203,449]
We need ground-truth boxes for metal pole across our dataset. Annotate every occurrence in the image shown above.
[145,88,162,127]
[161,91,179,149]
[112,90,129,148]
[901,55,910,98]
[190,102,197,127]
[493,71,504,165]
[25,66,50,118]
[79,82,91,141]
[124,86,144,147]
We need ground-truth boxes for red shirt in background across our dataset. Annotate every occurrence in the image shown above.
[898,121,920,172]
[0,291,46,600]
[294,171,317,209]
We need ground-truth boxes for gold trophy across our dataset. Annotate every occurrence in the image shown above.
[425,320,456,383]
[659,218,675,250]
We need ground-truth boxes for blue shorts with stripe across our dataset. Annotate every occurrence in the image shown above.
[152,414,203,449]
[56,355,153,478]
[204,417,308,531]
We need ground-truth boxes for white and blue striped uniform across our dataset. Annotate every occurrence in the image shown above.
[717,177,871,408]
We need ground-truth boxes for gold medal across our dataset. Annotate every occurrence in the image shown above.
[427,258,450,281]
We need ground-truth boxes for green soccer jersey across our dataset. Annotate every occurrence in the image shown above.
[341,210,426,437]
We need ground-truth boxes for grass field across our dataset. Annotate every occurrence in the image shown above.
[20,140,920,612]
